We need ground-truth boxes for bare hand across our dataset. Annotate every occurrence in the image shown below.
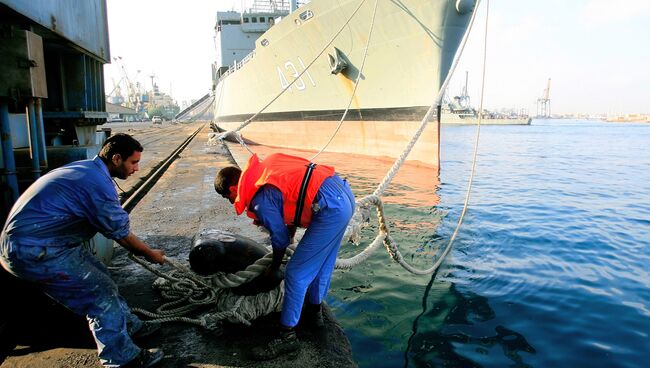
[146,249,166,265]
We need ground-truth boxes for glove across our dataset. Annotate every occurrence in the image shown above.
[232,267,284,296]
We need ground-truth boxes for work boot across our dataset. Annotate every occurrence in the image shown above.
[123,348,164,368]
[303,303,324,329]
[251,327,300,360]
[130,322,161,341]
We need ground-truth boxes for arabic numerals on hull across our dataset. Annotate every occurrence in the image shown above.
[276,56,316,91]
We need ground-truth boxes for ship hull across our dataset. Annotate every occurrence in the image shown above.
[214,0,475,166]
[218,119,440,166]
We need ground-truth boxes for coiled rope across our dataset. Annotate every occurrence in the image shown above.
[129,253,285,328]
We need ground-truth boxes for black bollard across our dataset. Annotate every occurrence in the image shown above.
[189,229,268,275]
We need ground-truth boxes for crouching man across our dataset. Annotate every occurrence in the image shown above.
[1,133,165,367]
[214,153,355,360]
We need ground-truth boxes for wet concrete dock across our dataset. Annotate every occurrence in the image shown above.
[0,121,356,367]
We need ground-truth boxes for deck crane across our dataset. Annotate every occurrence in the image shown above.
[536,78,551,118]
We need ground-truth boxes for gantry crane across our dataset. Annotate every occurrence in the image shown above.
[536,78,551,118]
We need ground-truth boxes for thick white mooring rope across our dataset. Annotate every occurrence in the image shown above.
[135,0,488,327]
[336,0,485,274]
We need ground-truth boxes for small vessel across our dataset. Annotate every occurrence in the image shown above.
[442,103,532,126]
[441,112,532,125]
[212,0,477,166]
[441,71,531,125]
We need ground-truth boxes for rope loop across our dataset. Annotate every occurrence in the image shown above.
[128,0,489,330]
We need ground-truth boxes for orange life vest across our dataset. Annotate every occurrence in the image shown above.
[234,153,335,228]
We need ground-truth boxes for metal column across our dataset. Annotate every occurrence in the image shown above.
[26,98,41,179]
[34,98,48,169]
[0,99,19,206]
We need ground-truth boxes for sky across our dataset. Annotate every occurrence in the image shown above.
[104,0,650,115]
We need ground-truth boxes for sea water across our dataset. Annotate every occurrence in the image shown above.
[327,119,650,368]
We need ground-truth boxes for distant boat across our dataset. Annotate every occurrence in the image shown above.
[441,113,532,125]
[212,0,477,166]
[441,105,532,126]
[441,71,531,125]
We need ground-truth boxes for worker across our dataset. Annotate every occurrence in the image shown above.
[0,133,165,368]
[214,153,355,360]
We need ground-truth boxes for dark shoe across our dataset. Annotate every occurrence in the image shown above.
[131,322,161,341]
[251,329,300,360]
[303,303,325,329]
[123,348,163,368]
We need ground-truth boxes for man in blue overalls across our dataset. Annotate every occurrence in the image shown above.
[1,133,164,367]
[214,153,355,360]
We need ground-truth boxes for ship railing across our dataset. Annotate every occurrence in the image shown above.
[251,0,309,13]
[217,50,256,84]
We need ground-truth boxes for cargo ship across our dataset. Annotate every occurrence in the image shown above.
[211,0,477,166]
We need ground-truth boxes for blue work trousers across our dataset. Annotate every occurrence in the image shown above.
[281,175,355,328]
[0,242,142,367]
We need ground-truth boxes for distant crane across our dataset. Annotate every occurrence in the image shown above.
[457,70,471,109]
[149,74,158,92]
[537,78,551,118]
[111,56,144,112]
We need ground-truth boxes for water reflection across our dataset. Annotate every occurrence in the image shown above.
[227,144,441,207]
[405,280,536,367]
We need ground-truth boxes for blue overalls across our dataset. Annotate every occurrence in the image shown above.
[0,157,143,367]
[250,174,355,327]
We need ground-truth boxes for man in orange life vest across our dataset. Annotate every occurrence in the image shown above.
[214,153,355,360]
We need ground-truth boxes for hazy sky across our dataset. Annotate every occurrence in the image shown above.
[105,0,649,115]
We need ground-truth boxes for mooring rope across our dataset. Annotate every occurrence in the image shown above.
[128,253,285,329]
[132,0,488,327]
[308,0,380,162]
[185,95,215,123]
[211,0,483,274]
[334,0,484,274]
[215,0,369,142]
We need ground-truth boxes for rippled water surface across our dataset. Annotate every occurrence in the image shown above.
[324,119,650,367]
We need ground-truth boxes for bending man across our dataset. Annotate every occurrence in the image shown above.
[1,133,164,368]
[214,153,355,360]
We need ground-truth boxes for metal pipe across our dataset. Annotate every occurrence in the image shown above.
[26,98,41,179]
[0,98,19,204]
[34,98,48,170]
